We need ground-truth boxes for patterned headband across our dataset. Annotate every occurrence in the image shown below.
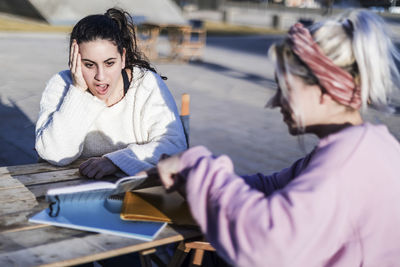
[288,23,361,109]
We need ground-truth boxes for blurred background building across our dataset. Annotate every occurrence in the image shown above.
[173,0,399,9]
[0,0,399,32]
[174,0,400,30]
[1,0,400,26]
[0,0,186,25]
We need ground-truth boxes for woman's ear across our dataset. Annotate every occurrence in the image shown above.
[320,90,334,105]
[318,85,327,104]
[121,48,126,69]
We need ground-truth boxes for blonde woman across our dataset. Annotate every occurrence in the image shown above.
[150,10,400,266]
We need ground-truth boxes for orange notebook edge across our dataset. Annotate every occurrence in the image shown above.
[121,191,171,223]
[120,190,198,226]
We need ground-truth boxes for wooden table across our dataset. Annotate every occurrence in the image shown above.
[0,162,202,266]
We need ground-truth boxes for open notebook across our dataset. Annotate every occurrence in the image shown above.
[29,175,166,241]
[121,186,197,226]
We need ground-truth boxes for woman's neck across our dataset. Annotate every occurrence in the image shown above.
[308,110,363,138]
[105,69,132,107]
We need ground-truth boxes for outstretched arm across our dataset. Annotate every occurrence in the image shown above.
[155,146,342,266]
[241,153,313,196]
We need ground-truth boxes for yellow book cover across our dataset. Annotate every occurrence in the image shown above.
[121,186,197,226]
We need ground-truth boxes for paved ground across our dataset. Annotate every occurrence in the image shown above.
[1,32,399,175]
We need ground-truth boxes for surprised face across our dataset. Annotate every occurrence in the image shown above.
[79,39,125,104]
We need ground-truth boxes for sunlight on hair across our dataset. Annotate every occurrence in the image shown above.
[270,9,400,114]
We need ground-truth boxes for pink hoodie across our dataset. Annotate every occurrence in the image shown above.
[180,123,400,267]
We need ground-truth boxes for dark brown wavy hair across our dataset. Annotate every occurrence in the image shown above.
[69,8,166,80]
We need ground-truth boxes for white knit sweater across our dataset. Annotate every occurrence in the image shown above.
[35,68,187,176]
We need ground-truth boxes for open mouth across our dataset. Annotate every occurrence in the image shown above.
[95,84,109,95]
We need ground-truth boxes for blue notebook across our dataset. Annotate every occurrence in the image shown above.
[29,175,166,241]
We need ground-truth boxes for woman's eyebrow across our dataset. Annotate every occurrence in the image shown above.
[81,58,117,63]
[82,59,95,63]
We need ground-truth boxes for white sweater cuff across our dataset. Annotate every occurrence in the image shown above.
[105,148,154,176]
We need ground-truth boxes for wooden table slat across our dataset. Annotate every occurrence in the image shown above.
[0,224,201,267]
[0,174,38,218]
[0,210,38,229]
[13,168,81,186]
[0,187,37,203]
[0,161,82,177]
[0,174,26,189]
[0,196,37,211]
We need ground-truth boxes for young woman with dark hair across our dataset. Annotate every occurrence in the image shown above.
[35,8,186,179]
